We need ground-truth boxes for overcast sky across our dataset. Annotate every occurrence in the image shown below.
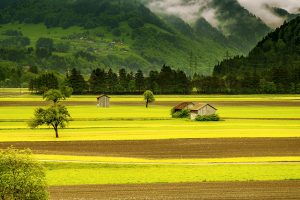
[146,0,300,28]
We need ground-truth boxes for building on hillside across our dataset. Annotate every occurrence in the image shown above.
[173,102,217,120]
[97,95,110,107]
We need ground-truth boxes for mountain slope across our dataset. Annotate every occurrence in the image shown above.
[0,0,240,75]
[144,0,272,54]
[211,0,271,52]
[213,16,300,92]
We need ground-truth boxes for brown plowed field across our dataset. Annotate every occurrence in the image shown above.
[1,138,299,158]
[49,181,300,200]
[1,100,300,107]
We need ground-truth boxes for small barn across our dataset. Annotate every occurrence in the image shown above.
[173,102,195,112]
[190,103,217,120]
[97,95,110,108]
[173,102,217,120]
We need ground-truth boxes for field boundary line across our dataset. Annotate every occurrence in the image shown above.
[39,160,300,166]
[223,117,300,120]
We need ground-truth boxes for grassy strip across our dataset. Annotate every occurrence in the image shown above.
[1,94,300,101]
[0,128,299,141]
[1,105,300,120]
[45,162,300,186]
[35,154,300,164]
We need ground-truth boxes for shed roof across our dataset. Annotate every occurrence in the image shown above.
[173,102,194,110]
[97,94,110,99]
[190,103,217,111]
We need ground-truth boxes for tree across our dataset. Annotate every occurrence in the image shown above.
[29,104,71,138]
[106,68,118,93]
[43,89,69,104]
[36,38,54,58]
[135,69,144,93]
[118,68,128,92]
[143,90,155,108]
[29,73,59,94]
[112,28,121,37]
[60,86,73,98]
[148,70,160,93]
[0,147,48,200]
[66,68,87,94]
[88,68,107,93]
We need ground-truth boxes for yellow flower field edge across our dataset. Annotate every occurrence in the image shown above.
[45,162,300,186]
[34,154,300,164]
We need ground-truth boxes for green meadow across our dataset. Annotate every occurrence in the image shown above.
[0,93,300,187]
[46,162,300,186]
[0,119,299,141]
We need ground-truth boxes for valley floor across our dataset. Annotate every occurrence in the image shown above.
[0,90,299,199]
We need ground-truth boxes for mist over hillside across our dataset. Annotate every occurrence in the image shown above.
[144,0,300,28]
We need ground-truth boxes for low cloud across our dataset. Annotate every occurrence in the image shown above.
[237,0,300,28]
[146,0,219,27]
[145,0,300,28]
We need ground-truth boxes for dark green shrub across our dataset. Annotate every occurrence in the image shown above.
[112,28,121,37]
[195,114,220,121]
[171,109,190,118]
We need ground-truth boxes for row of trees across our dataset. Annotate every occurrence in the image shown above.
[29,65,191,94]
[87,65,190,94]
[28,65,300,95]
[193,71,300,94]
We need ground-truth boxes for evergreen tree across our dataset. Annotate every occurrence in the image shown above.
[106,68,118,93]
[176,70,191,94]
[135,69,144,93]
[29,73,59,94]
[119,68,128,92]
[148,70,160,93]
[89,68,107,93]
[36,38,54,58]
[66,68,87,94]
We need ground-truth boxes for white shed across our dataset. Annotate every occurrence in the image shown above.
[190,103,217,120]
[97,95,110,108]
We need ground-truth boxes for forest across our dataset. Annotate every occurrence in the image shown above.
[213,16,300,94]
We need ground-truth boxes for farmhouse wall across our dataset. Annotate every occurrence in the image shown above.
[190,105,216,120]
[98,96,110,107]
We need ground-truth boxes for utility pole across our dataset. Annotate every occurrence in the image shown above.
[189,51,200,78]
[225,50,230,60]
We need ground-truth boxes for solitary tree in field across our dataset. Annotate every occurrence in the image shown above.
[0,147,48,200]
[29,89,72,138]
[143,90,155,108]
[29,105,71,138]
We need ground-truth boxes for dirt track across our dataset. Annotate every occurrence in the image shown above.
[1,100,300,107]
[49,181,300,200]
[1,138,299,158]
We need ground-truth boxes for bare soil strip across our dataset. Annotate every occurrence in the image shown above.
[1,100,300,107]
[1,138,299,158]
[49,181,300,200]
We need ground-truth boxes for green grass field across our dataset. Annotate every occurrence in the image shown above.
[45,162,300,186]
[2,105,300,120]
[0,119,299,141]
[0,94,300,189]
[35,154,300,164]
[0,98,299,141]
